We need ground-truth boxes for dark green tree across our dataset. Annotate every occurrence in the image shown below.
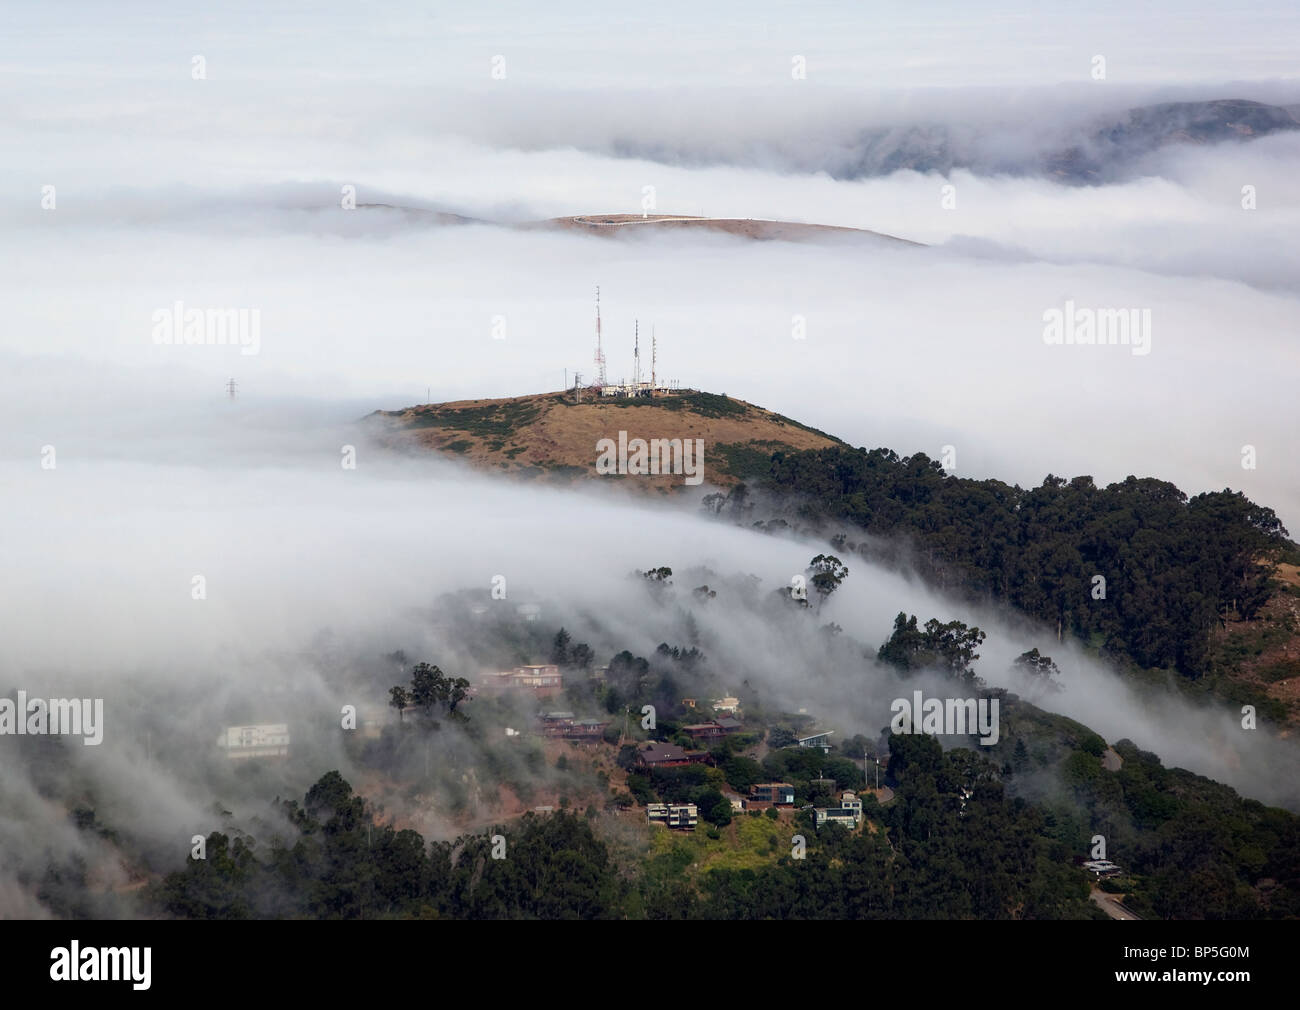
[551,628,572,666]
[388,686,410,723]
[807,554,849,609]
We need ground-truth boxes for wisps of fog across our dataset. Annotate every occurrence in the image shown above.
[4,166,1298,533]
[3,395,1298,915]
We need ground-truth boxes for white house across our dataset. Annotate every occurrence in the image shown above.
[798,730,834,753]
[813,791,863,829]
[647,803,699,830]
[218,723,289,760]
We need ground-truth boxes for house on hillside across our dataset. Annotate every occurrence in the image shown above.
[683,717,744,744]
[515,664,561,686]
[356,705,389,739]
[218,724,290,760]
[748,782,795,808]
[798,730,834,753]
[538,711,608,740]
[635,741,708,769]
[647,803,699,830]
[480,664,563,698]
[813,791,863,829]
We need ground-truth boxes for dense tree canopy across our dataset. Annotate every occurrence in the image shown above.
[749,447,1288,676]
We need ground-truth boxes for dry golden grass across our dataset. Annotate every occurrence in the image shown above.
[368,390,843,492]
[543,213,923,245]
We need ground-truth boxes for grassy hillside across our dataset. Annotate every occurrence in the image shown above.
[367,390,844,491]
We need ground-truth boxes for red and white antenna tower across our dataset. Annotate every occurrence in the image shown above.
[593,286,607,388]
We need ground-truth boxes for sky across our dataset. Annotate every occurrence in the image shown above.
[4,1,1299,88]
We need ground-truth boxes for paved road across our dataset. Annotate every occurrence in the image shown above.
[1090,886,1141,920]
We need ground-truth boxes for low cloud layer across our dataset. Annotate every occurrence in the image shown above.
[4,396,1298,915]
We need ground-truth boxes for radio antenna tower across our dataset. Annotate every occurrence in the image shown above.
[633,321,640,387]
[651,327,657,391]
[593,287,607,388]
[226,378,238,400]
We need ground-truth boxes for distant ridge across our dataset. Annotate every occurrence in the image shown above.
[595,98,1300,185]
[354,204,922,246]
[535,214,923,245]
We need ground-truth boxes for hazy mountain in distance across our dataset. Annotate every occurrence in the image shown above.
[1041,99,1300,183]
[607,99,1300,184]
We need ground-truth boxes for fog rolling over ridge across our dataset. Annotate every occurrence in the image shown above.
[4,165,1300,532]
[4,51,1300,529]
[2,389,1298,914]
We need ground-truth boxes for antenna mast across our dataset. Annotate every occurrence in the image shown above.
[634,321,640,388]
[652,327,657,391]
[594,286,606,388]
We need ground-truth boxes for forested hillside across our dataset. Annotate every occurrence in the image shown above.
[711,446,1293,693]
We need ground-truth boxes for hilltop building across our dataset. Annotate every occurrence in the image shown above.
[578,287,690,400]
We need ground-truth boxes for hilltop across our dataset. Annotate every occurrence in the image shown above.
[537,214,923,245]
[366,390,843,491]
[368,388,1300,725]
[354,204,922,246]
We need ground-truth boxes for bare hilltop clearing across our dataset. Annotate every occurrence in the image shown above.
[367,389,845,492]
[352,203,922,246]
[537,213,924,245]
